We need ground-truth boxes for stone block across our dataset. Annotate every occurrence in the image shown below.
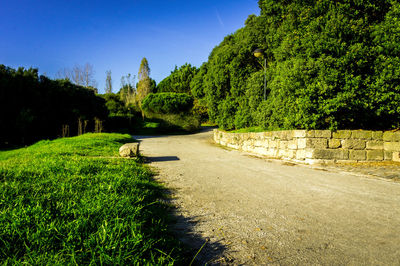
[255,132,264,140]
[287,150,296,158]
[384,142,400,151]
[383,131,400,141]
[296,149,306,160]
[278,149,288,158]
[269,140,278,148]
[293,130,307,138]
[332,130,352,139]
[261,140,269,148]
[305,149,314,159]
[278,149,296,158]
[306,138,328,149]
[336,160,358,164]
[267,149,278,157]
[308,149,349,160]
[240,133,250,141]
[393,152,400,162]
[264,131,272,138]
[341,139,366,150]
[287,140,298,150]
[279,140,288,149]
[285,130,295,140]
[314,130,332,138]
[277,131,290,140]
[367,150,384,161]
[253,147,267,155]
[384,151,393,161]
[366,140,384,150]
[372,131,383,140]
[227,143,239,149]
[297,138,307,149]
[305,130,315,138]
[254,140,264,147]
[349,150,366,161]
[328,139,341,149]
[119,143,140,157]
[351,130,372,139]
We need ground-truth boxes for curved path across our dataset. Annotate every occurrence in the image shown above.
[135,129,400,265]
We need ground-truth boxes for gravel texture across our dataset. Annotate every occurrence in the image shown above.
[134,128,400,265]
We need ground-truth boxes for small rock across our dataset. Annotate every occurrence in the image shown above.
[119,143,140,157]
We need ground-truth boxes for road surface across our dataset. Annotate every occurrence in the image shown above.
[134,128,400,265]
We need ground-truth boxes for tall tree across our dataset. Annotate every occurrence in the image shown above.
[105,70,112,94]
[138,57,150,81]
[136,58,154,111]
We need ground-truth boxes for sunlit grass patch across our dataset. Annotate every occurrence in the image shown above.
[229,126,265,133]
[0,133,185,264]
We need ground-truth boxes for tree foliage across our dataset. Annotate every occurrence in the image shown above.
[0,65,107,146]
[141,93,199,132]
[105,70,113,94]
[157,63,198,94]
[192,0,400,130]
[141,93,194,114]
[138,57,150,81]
[136,58,155,110]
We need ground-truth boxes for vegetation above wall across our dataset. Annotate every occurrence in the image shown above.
[191,0,400,131]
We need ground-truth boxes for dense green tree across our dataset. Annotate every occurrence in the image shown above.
[0,65,107,146]
[157,63,198,94]
[193,0,400,130]
[142,93,194,114]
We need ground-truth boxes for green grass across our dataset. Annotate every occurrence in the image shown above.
[0,133,187,265]
[200,122,217,127]
[229,126,265,133]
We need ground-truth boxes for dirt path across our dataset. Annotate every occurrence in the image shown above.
[134,129,400,265]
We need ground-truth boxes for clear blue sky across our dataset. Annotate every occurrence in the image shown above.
[0,0,260,93]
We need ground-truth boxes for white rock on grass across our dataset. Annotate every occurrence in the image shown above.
[119,143,140,157]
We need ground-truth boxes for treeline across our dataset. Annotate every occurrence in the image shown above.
[190,0,400,130]
[0,65,107,147]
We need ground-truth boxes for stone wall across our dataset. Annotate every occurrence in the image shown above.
[213,129,400,164]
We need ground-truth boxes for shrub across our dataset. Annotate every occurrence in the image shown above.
[141,92,194,114]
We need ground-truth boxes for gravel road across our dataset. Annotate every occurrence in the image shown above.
[134,128,400,265]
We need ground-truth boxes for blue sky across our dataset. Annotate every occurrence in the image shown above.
[0,0,259,93]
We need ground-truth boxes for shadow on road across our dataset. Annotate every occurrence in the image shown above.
[169,211,229,265]
[133,126,216,140]
[146,156,180,162]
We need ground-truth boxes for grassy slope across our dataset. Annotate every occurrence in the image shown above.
[0,133,186,265]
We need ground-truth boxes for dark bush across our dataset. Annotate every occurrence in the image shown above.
[0,65,107,147]
[141,92,194,114]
